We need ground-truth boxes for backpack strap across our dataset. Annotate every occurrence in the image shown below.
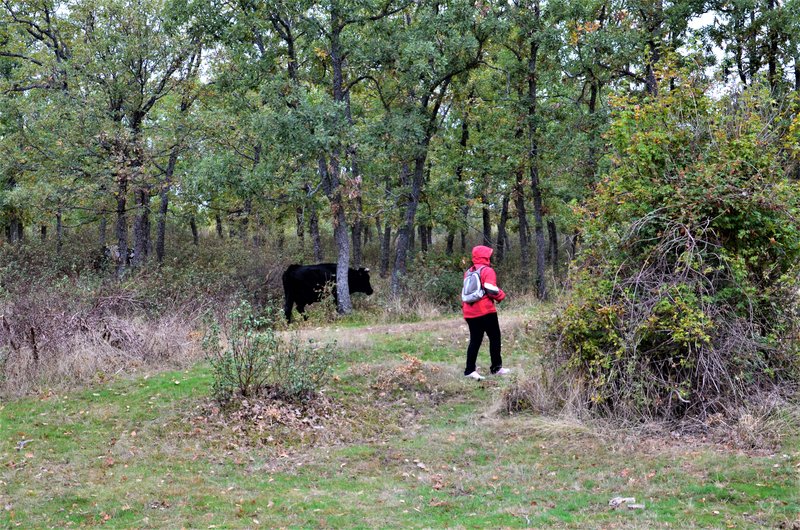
[473,266,486,285]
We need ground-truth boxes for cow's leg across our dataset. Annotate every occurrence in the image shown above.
[297,304,308,321]
[284,296,294,323]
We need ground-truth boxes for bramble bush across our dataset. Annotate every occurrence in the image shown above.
[203,301,337,404]
[551,75,800,421]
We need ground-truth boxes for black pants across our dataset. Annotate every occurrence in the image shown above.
[464,312,502,375]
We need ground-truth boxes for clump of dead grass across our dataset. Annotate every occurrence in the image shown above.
[695,393,800,450]
[497,365,800,451]
[373,354,436,393]
[190,393,360,448]
[364,355,464,406]
[187,379,419,450]
[377,296,445,323]
[0,288,201,396]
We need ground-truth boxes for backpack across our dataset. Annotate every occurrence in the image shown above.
[461,266,486,304]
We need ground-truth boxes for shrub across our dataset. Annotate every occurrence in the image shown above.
[302,280,338,323]
[0,279,198,396]
[552,77,800,421]
[269,333,338,399]
[203,300,337,404]
[405,252,466,310]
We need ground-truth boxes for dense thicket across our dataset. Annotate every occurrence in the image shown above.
[554,73,800,420]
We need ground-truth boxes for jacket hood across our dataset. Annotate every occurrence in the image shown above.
[471,245,493,266]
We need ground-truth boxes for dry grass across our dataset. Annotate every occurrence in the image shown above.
[0,294,201,396]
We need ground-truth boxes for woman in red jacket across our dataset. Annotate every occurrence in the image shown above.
[462,245,509,380]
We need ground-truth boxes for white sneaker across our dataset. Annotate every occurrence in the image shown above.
[465,371,485,381]
[493,368,511,376]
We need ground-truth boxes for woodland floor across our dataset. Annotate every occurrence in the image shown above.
[1,305,799,528]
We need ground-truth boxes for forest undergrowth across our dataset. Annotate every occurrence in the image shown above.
[1,287,798,528]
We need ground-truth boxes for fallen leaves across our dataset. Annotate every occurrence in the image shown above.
[188,393,355,449]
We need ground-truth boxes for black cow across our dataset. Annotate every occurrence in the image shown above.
[283,263,373,323]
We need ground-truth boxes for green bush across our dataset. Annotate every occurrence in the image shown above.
[552,77,800,421]
[203,300,337,404]
[406,252,466,310]
[301,280,338,323]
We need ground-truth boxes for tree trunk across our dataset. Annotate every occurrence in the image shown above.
[391,156,426,296]
[99,215,107,248]
[586,81,599,185]
[276,220,285,251]
[190,216,199,246]
[766,0,778,91]
[144,201,152,258]
[309,203,322,261]
[5,176,22,244]
[380,218,391,279]
[320,149,352,314]
[496,194,509,263]
[296,205,305,255]
[253,212,264,248]
[797,59,800,181]
[352,206,363,267]
[56,210,63,254]
[528,26,547,300]
[570,229,579,260]
[644,0,663,96]
[547,218,558,281]
[115,172,129,277]
[747,9,758,83]
[7,218,21,244]
[332,187,352,315]
[446,232,454,255]
[314,3,353,314]
[482,199,492,247]
[156,146,179,263]
[514,171,530,278]
[156,187,169,263]
[133,188,149,267]
[344,86,364,269]
[40,225,47,241]
[795,58,799,92]
[215,213,223,239]
[456,115,470,254]
[240,196,252,241]
[419,224,428,253]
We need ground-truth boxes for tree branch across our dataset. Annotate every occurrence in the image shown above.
[0,51,44,67]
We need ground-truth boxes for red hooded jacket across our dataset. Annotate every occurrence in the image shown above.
[462,245,506,319]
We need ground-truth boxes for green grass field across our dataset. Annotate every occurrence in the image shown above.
[2,306,799,528]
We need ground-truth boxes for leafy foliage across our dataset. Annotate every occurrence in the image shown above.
[553,75,800,420]
[406,252,466,310]
[203,301,337,404]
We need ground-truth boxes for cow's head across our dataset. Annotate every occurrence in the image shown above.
[349,267,374,296]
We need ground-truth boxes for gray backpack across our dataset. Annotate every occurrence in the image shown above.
[461,266,486,304]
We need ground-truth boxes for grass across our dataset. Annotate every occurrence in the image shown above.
[2,305,799,528]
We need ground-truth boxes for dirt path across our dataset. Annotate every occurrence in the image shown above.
[285,311,537,352]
